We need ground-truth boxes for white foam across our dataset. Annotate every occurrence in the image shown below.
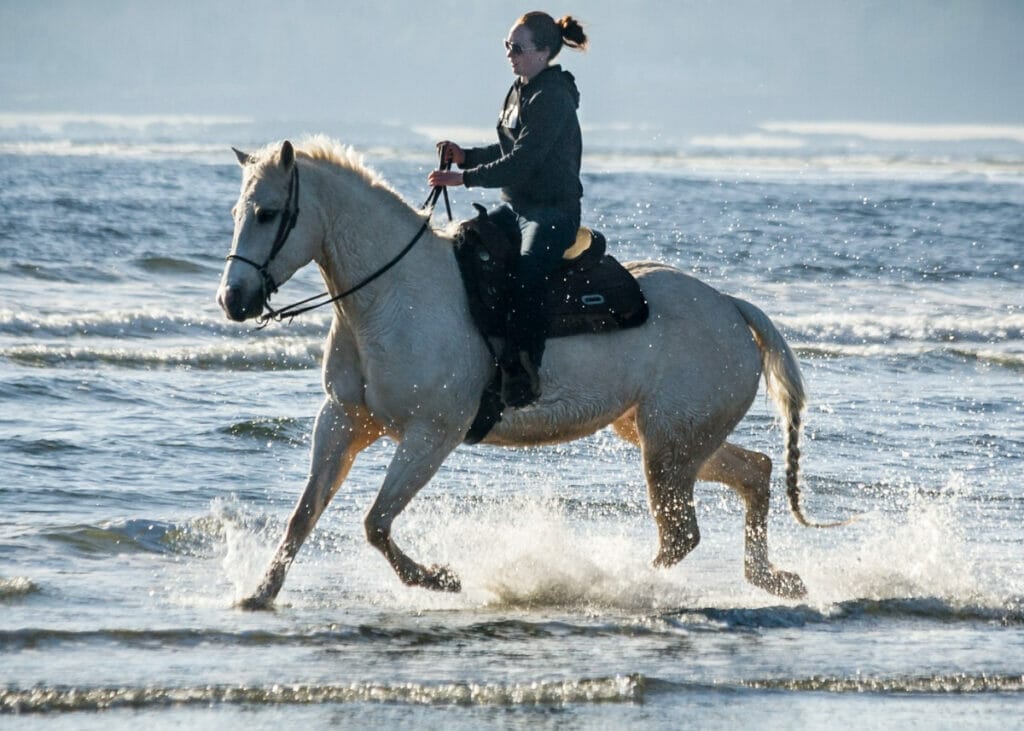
[689,133,806,150]
[0,576,39,599]
[410,125,496,146]
[0,112,253,133]
[760,121,1024,144]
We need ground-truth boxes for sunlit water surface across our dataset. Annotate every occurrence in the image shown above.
[1,118,1022,728]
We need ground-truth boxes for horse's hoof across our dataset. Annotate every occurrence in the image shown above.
[652,542,697,569]
[774,571,808,599]
[237,594,275,611]
[749,567,807,600]
[425,564,462,593]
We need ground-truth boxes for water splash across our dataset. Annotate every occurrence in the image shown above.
[211,497,280,605]
[790,473,1021,616]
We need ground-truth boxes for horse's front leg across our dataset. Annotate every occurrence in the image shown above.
[364,427,464,592]
[239,399,380,610]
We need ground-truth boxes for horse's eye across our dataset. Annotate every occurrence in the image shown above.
[256,208,278,224]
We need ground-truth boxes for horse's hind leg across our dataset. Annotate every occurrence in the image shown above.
[698,443,806,599]
[240,400,380,610]
[615,412,806,599]
[615,411,699,565]
[635,425,704,568]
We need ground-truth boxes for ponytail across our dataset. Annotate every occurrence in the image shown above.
[557,15,588,51]
[518,11,588,58]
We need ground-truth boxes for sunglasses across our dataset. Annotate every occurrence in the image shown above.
[504,39,537,56]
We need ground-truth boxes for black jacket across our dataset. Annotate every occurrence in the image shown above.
[462,65,582,217]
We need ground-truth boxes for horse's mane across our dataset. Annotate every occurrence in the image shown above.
[256,134,450,233]
[293,134,387,187]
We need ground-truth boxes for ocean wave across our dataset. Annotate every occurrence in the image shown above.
[585,152,1024,182]
[0,140,233,161]
[689,133,807,151]
[134,256,211,275]
[782,310,1024,349]
[738,672,1024,695]
[218,417,311,446]
[0,619,667,653]
[0,308,328,339]
[759,121,1024,145]
[7,138,1021,182]
[0,577,39,601]
[639,672,1024,697]
[41,519,189,557]
[687,596,1023,629]
[950,347,1024,373]
[0,112,255,161]
[0,675,642,714]
[3,113,1022,182]
[37,513,260,559]
[2,307,1019,372]
[4,669,1022,714]
[2,340,324,371]
[4,436,88,457]
[795,343,1024,372]
[0,112,253,133]
[5,594,1017,653]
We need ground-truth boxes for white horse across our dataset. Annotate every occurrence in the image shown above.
[217,136,818,609]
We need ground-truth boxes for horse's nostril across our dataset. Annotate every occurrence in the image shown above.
[218,284,249,321]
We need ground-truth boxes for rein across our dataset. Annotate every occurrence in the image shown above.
[235,150,453,328]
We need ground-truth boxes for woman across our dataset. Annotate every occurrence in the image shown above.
[428,11,588,408]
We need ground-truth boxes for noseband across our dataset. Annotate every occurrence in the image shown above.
[225,162,300,302]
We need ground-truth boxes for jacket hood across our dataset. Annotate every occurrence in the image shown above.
[526,65,580,109]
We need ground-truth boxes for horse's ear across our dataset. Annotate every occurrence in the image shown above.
[280,140,294,170]
[232,147,253,166]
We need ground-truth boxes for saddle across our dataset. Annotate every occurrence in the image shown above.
[453,205,649,443]
[453,204,649,339]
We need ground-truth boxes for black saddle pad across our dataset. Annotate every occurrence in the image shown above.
[454,210,649,340]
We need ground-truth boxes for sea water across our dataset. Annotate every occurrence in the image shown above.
[1,115,1022,728]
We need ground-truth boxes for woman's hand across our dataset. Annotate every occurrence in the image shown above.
[436,140,466,167]
[427,169,464,188]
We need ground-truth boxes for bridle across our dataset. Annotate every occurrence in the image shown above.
[225,149,452,329]
[225,162,300,306]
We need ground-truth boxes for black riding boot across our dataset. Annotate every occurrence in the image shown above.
[500,341,541,408]
[493,205,576,408]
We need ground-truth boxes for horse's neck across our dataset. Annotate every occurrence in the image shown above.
[311,163,460,333]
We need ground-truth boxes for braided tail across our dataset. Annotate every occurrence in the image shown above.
[784,401,811,527]
[729,296,844,528]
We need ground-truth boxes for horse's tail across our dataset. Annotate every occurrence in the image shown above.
[729,295,827,528]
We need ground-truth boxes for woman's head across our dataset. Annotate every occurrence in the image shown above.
[505,12,587,80]
[518,12,588,58]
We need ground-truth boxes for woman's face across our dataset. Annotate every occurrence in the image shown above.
[505,24,550,81]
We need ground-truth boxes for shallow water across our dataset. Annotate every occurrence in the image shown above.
[1,118,1022,727]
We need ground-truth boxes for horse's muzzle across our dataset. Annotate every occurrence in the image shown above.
[217,283,262,322]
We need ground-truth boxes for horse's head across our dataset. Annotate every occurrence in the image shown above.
[217,140,313,322]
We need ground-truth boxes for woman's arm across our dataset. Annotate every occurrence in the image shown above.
[462,87,572,189]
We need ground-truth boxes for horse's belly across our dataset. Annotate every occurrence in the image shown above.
[483,333,652,447]
[484,397,629,447]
